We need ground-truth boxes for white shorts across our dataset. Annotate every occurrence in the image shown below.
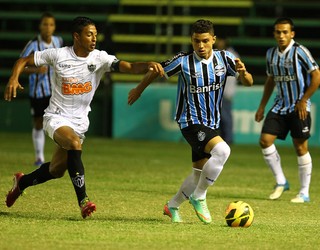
[43,113,89,143]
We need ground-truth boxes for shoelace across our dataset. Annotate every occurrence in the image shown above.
[200,200,209,214]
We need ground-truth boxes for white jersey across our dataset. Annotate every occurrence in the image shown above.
[34,46,117,122]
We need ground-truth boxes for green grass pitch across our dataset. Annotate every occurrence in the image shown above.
[0,132,319,249]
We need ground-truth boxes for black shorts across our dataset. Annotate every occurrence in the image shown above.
[261,110,311,140]
[30,96,50,117]
[181,124,220,162]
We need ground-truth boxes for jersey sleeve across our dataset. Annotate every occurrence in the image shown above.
[99,50,118,72]
[161,51,186,78]
[34,48,57,67]
[265,48,274,77]
[224,50,239,78]
[298,45,319,73]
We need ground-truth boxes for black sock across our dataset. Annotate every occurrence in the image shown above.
[19,162,55,191]
[67,150,87,206]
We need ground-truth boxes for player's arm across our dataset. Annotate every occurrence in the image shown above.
[4,54,35,101]
[118,61,164,75]
[23,65,48,74]
[235,58,253,86]
[255,76,275,122]
[295,68,320,120]
[128,67,162,105]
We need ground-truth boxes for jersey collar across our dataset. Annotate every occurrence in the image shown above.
[277,39,295,55]
[193,50,214,64]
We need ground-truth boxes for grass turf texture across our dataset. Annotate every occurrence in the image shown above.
[0,132,319,250]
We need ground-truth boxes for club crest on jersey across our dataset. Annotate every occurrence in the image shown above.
[214,64,226,76]
[87,64,96,72]
[283,59,293,68]
[197,130,206,142]
[191,72,202,78]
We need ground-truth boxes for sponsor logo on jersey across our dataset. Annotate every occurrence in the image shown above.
[273,75,297,82]
[189,83,222,93]
[61,77,92,95]
[58,63,72,69]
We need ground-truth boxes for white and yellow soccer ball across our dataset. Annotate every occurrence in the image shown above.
[225,201,254,227]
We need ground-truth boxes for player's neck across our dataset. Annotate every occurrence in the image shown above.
[41,35,52,44]
[72,46,90,58]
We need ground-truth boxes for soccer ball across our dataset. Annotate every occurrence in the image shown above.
[225,201,254,227]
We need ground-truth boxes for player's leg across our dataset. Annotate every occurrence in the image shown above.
[259,112,289,199]
[5,145,62,208]
[32,116,45,166]
[163,167,202,222]
[290,113,312,203]
[189,136,230,223]
[30,97,49,166]
[53,126,96,218]
[260,133,289,199]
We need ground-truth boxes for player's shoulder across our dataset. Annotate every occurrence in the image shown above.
[293,42,311,53]
[52,35,64,46]
[161,51,191,66]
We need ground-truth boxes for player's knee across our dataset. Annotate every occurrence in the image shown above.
[210,141,231,165]
[259,137,270,148]
[67,137,82,150]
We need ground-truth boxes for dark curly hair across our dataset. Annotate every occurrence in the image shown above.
[190,19,215,36]
[71,16,96,35]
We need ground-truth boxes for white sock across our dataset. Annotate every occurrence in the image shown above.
[168,168,201,208]
[262,144,286,185]
[298,152,312,197]
[32,128,45,162]
[192,141,230,200]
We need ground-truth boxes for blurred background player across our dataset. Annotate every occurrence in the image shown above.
[128,19,253,223]
[20,12,63,167]
[255,17,320,203]
[214,37,240,145]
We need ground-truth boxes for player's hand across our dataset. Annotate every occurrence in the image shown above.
[4,78,24,101]
[128,88,141,105]
[294,100,308,120]
[147,62,164,77]
[38,66,48,74]
[255,107,265,122]
[235,58,247,75]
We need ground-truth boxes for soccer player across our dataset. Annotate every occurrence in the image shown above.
[4,16,164,218]
[128,19,253,223]
[255,17,320,203]
[21,12,63,167]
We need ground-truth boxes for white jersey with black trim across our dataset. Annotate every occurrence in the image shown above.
[34,46,117,121]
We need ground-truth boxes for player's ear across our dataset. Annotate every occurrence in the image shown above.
[291,31,295,38]
[73,32,80,41]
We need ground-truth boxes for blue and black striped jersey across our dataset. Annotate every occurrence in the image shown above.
[266,40,318,114]
[161,50,238,129]
[20,34,63,98]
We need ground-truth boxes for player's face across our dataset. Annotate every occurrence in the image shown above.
[273,23,295,51]
[191,32,216,59]
[39,17,56,41]
[77,25,97,54]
